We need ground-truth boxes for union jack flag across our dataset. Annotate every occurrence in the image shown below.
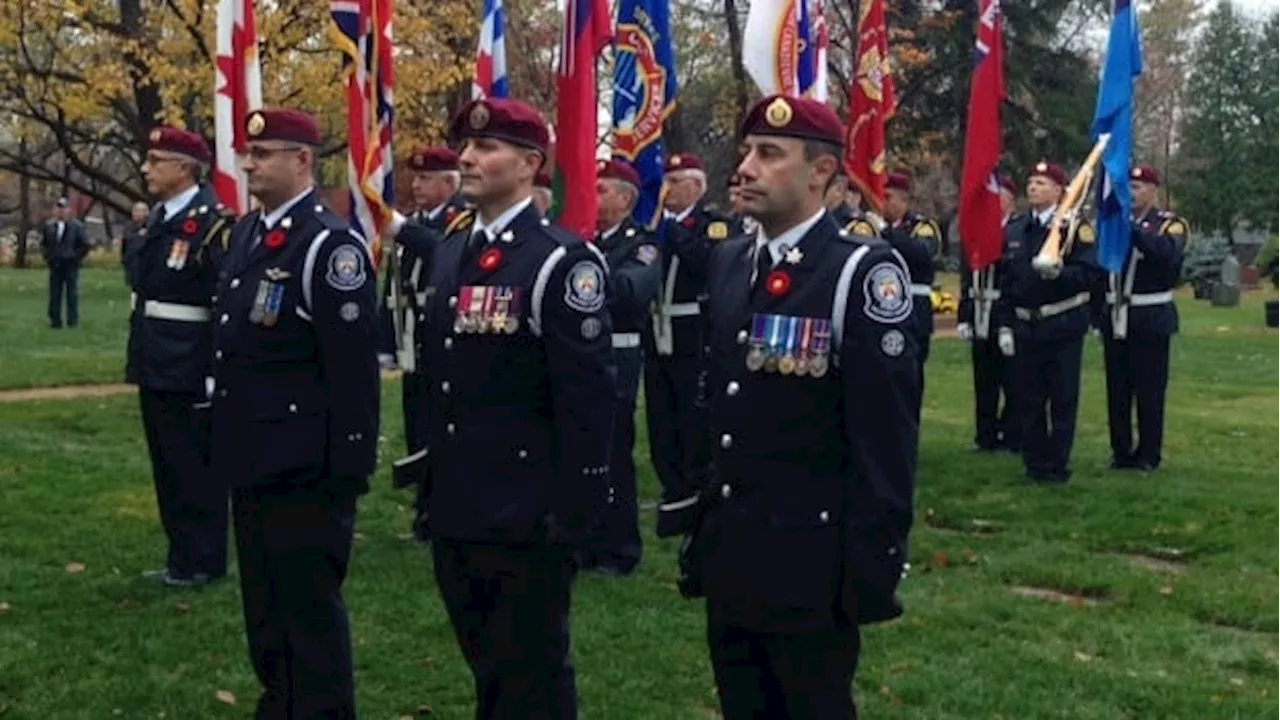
[329,0,395,267]
[473,0,508,99]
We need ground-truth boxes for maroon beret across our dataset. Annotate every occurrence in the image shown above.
[597,158,641,188]
[245,108,322,146]
[886,172,912,192]
[534,170,553,189]
[999,175,1018,196]
[1029,160,1067,187]
[664,153,704,173]
[409,146,460,173]
[1130,165,1162,186]
[739,95,844,147]
[149,127,211,165]
[450,99,549,153]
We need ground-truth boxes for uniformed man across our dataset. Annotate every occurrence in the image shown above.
[533,170,554,215]
[824,168,857,227]
[648,152,739,537]
[681,94,919,719]
[211,108,379,717]
[129,127,231,587]
[994,161,1102,484]
[878,172,942,364]
[727,173,759,235]
[390,147,467,542]
[1100,166,1185,471]
[957,175,1021,452]
[414,98,615,717]
[577,158,662,576]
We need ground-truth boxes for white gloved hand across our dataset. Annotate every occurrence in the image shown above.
[387,210,408,240]
[998,327,1015,357]
[956,322,973,341]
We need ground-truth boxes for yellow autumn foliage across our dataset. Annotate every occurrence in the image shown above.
[0,0,476,159]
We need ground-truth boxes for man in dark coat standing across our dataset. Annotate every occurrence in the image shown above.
[41,197,90,328]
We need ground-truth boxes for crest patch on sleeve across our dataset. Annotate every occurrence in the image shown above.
[564,260,605,313]
[325,244,367,291]
[863,261,913,324]
[635,244,658,265]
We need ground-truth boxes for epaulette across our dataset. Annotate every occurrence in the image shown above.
[445,208,476,236]
[1158,215,1188,237]
[837,227,887,246]
[910,219,940,239]
[843,219,880,239]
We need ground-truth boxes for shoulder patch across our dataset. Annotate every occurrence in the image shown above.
[706,221,729,240]
[564,259,605,313]
[1076,223,1095,244]
[636,244,658,265]
[325,244,368,291]
[862,261,913,325]
[445,209,476,236]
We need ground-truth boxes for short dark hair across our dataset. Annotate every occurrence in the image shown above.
[802,140,842,163]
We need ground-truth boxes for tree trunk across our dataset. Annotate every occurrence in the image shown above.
[16,156,31,269]
[723,0,750,128]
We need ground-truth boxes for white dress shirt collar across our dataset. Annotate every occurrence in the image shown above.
[474,196,533,242]
[262,186,315,230]
[162,184,201,222]
[754,208,826,265]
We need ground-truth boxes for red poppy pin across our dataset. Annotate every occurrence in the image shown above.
[478,247,503,272]
[181,219,199,235]
[264,229,287,251]
[681,217,696,229]
[765,269,792,297]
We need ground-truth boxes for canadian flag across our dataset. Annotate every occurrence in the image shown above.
[214,0,263,216]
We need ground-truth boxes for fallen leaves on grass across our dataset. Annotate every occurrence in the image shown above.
[175,602,190,613]
[215,690,236,705]
[1159,586,1175,596]
[65,562,86,573]
[1073,651,1093,662]
[0,602,9,613]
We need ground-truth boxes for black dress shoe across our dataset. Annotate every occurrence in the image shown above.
[162,571,216,588]
[1026,469,1070,485]
[1111,455,1139,470]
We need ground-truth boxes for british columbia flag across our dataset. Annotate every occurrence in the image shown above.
[473,0,509,99]
[330,0,395,267]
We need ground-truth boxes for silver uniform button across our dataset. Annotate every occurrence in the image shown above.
[726,381,740,396]
[887,546,898,556]
[288,403,298,413]
[720,433,732,449]
[215,350,222,360]
[230,278,241,289]
[448,296,458,309]
[446,423,455,434]
[220,313,229,324]
[819,511,830,523]
[518,449,528,459]
[737,330,748,344]
[441,381,450,393]
[444,337,454,350]
[720,484,732,499]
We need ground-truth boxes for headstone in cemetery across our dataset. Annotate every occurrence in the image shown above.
[1211,253,1242,307]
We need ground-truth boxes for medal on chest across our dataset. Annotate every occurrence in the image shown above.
[455,285,523,335]
[745,313,831,378]
[167,240,190,270]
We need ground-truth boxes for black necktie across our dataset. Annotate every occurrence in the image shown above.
[752,245,773,287]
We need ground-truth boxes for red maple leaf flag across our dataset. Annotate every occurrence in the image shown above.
[843,0,895,214]
[958,0,1007,271]
[553,0,612,238]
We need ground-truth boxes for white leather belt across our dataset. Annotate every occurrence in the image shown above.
[1015,291,1090,321]
[910,283,932,297]
[1105,290,1173,307]
[663,302,700,317]
[973,289,1001,300]
[612,332,641,349]
[131,293,212,322]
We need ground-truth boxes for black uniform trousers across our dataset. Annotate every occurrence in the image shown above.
[1018,336,1084,479]
[138,389,227,577]
[432,540,577,720]
[47,260,80,327]
[1103,335,1171,468]
[404,368,432,541]
[971,334,1020,451]
[581,345,644,573]
[644,353,709,511]
[233,483,358,720]
[708,616,861,720]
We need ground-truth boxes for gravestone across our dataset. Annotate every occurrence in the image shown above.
[1211,253,1242,307]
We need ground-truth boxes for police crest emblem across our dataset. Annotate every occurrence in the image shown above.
[564,260,605,313]
[325,245,367,291]
[863,262,912,324]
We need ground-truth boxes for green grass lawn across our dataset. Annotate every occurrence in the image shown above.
[0,268,1276,718]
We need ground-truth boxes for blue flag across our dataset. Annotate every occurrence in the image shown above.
[611,0,678,229]
[1091,0,1144,273]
